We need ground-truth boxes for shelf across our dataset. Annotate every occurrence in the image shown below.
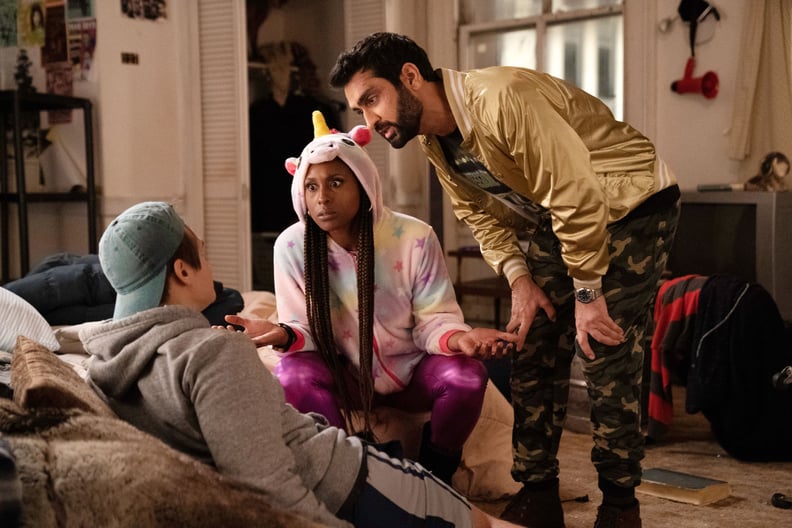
[448,247,511,329]
[0,90,96,283]
[0,90,93,111]
[0,192,90,202]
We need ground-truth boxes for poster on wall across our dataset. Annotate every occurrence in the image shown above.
[42,1,67,65]
[67,18,94,80]
[121,0,166,21]
[45,61,73,123]
[67,0,94,19]
[0,0,16,47]
[19,0,45,47]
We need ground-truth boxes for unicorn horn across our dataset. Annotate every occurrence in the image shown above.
[312,110,331,138]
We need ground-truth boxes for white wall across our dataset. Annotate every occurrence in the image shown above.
[651,0,749,190]
[93,1,194,216]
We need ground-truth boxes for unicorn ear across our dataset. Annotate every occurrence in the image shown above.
[285,157,299,176]
[349,125,371,147]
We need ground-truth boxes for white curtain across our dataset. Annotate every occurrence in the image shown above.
[728,0,792,179]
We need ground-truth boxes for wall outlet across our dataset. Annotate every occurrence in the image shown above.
[121,52,139,65]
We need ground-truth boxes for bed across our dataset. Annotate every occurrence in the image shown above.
[0,286,521,525]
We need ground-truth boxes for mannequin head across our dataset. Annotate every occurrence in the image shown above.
[746,151,790,191]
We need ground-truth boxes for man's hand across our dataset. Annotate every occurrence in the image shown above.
[448,328,520,360]
[214,314,286,347]
[506,275,556,350]
[574,297,625,359]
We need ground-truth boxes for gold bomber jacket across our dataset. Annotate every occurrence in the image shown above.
[419,67,677,289]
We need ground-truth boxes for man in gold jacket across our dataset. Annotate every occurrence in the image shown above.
[331,32,680,528]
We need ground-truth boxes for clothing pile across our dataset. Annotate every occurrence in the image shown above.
[649,274,792,460]
[2,253,243,327]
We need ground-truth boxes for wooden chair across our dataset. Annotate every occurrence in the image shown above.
[448,246,512,329]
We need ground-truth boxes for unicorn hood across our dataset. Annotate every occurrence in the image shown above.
[285,111,384,225]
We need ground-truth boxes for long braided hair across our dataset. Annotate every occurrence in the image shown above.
[304,186,376,439]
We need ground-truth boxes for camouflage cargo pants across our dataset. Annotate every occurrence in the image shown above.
[511,200,679,488]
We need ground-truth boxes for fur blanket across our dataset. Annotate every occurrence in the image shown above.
[1,336,329,528]
[0,400,328,527]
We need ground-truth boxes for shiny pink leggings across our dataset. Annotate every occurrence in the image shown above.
[274,351,488,452]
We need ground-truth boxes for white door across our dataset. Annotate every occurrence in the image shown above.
[193,0,251,292]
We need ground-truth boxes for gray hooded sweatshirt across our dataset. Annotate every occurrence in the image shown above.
[79,305,362,528]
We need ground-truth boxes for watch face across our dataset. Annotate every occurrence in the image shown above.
[576,289,592,303]
[576,288,601,303]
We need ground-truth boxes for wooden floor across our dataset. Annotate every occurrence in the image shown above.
[474,389,792,527]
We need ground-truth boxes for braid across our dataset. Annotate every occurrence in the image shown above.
[305,219,355,431]
[356,193,376,440]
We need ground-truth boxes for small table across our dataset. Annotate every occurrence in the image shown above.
[448,246,512,329]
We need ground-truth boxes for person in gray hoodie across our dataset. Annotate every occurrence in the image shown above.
[79,201,525,528]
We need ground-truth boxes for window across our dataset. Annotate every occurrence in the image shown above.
[459,0,623,118]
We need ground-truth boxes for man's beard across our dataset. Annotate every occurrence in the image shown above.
[377,84,422,149]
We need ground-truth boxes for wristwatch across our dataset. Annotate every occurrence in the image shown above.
[575,287,603,304]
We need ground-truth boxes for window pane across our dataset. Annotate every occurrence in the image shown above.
[552,0,622,12]
[468,28,537,70]
[544,15,622,118]
[461,0,542,23]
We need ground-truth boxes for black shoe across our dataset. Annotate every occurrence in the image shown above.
[418,422,462,485]
[499,479,565,528]
[594,500,642,528]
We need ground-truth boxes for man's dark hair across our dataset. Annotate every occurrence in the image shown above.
[329,32,438,88]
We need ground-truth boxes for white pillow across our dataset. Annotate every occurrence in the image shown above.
[0,287,60,352]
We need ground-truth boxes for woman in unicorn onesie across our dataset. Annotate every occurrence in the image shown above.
[224,111,517,484]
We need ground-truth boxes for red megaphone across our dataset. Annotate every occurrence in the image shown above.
[671,57,718,99]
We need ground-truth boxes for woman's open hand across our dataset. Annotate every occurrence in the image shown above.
[213,314,284,347]
[449,328,519,360]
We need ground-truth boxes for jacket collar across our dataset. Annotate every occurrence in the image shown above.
[438,68,473,139]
